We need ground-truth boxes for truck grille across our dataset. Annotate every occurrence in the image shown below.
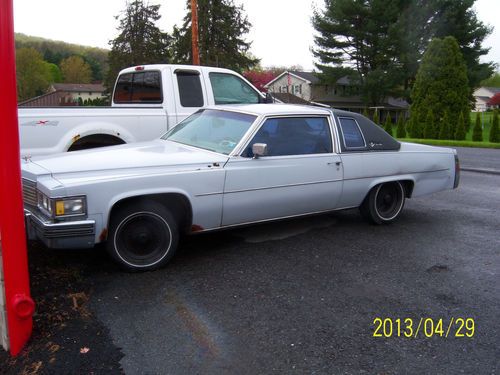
[22,178,37,206]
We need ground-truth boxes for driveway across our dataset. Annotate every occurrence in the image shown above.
[86,170,499,374]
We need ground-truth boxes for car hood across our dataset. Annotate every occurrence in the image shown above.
[29,140,229,177]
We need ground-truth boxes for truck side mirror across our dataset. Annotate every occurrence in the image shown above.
[252,143,268,158]
[264,92,274,104]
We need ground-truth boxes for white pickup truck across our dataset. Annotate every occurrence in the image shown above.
[18,64,270,157]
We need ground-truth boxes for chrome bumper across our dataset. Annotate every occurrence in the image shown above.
[25,209,95,249]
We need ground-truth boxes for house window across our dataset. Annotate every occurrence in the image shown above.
[294,85,302,94]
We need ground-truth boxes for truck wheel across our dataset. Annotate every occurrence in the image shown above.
[107,200,179,271]
[360,181,405,225]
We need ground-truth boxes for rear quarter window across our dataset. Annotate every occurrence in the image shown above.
[338,117,366,149]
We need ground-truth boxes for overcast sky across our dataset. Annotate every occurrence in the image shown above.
[13,0,500,71]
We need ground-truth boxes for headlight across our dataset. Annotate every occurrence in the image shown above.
[55,197,86,216]
[37,191,53,215]
[37,191,86,218]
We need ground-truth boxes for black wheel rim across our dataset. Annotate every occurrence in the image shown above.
[375,183,403,220]
[114,212,172,267]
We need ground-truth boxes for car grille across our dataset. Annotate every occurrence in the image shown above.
[22,178,37,206]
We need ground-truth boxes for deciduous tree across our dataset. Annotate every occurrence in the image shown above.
[15,47,51,101]
[60,55,92,83]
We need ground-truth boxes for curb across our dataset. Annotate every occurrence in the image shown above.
[460,167,500,176]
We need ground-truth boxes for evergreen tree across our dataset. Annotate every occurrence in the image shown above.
[472,112,483,141]
[171,0,258,72]
[373,110,380,126]
[410,37,470,136]
[439,110,451,140]
[106,1,171,91]
[396,116,406,138]
[312,0,494,103]
[455,111,466,140]
[423,109,435,139]
[489,110,499,143]
[383,115,393,136]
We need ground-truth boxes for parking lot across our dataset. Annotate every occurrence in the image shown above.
[2,150,499,374]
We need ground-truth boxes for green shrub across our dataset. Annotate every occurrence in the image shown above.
[439,110,451,140]
[396,116,406,138]
[384,115,393,136]
[454,111,466,140]
[472,112,483,141]
[373,110,380,125]
[423,109,435,139]
[488,110,499,143]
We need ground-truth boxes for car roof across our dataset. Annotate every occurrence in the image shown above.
[206,103,333,116]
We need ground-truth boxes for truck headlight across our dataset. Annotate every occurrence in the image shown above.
[55,197,86,217]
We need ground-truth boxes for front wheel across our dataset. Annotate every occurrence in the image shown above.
[107,200,179,271]
[360,181,406,225]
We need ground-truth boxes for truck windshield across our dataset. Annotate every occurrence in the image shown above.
[162,109,257,155]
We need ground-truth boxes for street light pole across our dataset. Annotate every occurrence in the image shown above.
[191,0,200,65]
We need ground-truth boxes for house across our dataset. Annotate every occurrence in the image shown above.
[19,83,106,107]
[473,86,500,111]
[264,71,408,121]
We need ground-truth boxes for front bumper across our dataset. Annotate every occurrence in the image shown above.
[25,209,96,249]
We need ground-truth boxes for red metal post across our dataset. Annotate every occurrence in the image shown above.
[191,0,200,65]
[0,0,35,356]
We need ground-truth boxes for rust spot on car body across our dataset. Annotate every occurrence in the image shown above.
[191,224,204,232]
[99,228,108,241]
[72,134,81,143]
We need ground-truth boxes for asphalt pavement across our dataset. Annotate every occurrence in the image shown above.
[86,170,499,374]
[454,146,500,174]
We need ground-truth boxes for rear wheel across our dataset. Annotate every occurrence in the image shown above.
[107,200,179,271]
[360,181,405,225]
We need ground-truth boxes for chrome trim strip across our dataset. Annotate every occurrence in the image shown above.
[342,168,449,182]
[195,191,224,197]
[195,205,359,233]
[225,178,343,194]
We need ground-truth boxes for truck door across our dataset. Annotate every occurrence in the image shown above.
[172,68,207,124]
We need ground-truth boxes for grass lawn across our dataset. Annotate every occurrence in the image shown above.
[394,112,499,149]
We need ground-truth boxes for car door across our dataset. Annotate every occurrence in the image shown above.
[221,116,343,226]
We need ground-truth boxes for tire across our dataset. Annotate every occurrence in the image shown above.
[360,181,405,225]
[107,200,179,271]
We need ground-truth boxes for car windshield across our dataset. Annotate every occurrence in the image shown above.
[161,109,257,154]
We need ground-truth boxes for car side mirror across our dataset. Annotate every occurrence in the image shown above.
[252,143,268,158]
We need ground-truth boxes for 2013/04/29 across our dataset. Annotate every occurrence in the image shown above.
[372,317,475,338]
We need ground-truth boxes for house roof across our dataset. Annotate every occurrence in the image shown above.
[263,70,320,87]
[52,83,105,93]
[484,87,500,94]
[272,92,312,105]
[289,71,320,84]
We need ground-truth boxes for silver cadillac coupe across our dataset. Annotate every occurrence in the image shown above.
[22,104,460,271]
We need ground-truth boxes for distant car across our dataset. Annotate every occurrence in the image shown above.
[22,104,460,271]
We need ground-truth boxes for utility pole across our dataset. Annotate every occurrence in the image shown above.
[191,0,200,65]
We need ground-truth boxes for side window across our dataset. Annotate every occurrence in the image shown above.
[338,117,365,149]
[243,117,332,157]
[176,72,204,107]
[209,72,260,104]
[114,71,162,104]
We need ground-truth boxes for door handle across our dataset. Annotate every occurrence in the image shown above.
[328,161,342,166]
